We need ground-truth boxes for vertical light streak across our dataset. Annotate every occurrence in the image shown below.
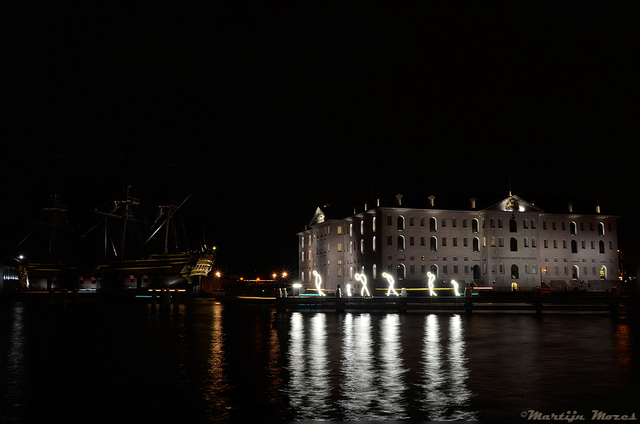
[340,313,378,419]
[382,272,399,296]
[346,283,353,297]
[312,270,326,296]
[427,272,437,297]
[355,272,371,297]
[379,314,408,419]
[451,279,461,296]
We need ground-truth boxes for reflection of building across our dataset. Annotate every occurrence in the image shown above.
[297,193,621,293]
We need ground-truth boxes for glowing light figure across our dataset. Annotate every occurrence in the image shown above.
[354,273,371,297]
[427,272,437,297]
[382,272,399,296]
[451,279,461,296]
[312,270,326,296]
[346,283,353,297]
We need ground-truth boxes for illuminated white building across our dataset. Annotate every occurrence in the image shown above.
[297,193,621,294]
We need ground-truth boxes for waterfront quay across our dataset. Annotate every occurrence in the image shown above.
[270,291,639,315]
[3,288,638,316]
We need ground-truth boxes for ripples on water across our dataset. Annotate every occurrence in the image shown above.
[3,301,638,421]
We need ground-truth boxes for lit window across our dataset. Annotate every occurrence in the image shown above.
[337,243,342,252]
[337,226,342,235]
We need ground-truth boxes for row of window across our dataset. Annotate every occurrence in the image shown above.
[543,239,613,253]
[302,236,614,261]
[301,262,611,283]
[301,218,611,250]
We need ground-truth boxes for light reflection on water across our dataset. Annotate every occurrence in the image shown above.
[3,302,638,422]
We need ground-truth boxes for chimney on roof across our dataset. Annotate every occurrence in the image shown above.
[377,198,380,207]
[568,202,573,213]
[396,194,403,206]
[596,204,601,214]
[364,203,368,211]
[470,197,476,209]
[428,195,435,207]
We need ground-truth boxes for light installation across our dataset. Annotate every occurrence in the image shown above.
[354,272,371,297]
[346,283,353,297]
[312,270,326,296]
[451,279,461,296]
[427,272,437,297]
[382,272,399,296]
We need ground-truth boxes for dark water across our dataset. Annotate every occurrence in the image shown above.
[3,300,639,422]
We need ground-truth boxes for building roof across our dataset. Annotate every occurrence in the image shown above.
[302,190,618,229]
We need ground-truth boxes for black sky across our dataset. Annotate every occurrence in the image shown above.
[3,3,639,277]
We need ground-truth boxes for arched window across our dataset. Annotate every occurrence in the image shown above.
[373,264,377,279]
[473,237,480,252]
[397,236,405,251]
[397,264,406,280]
[490,237,496,247]
[429,264,438,278]
[350,223,353,237]
[472,218,479,233]
[598,222,605,236]
[532,238,537,248]
[599,240,605,253]
[499,263,505,274]
[511,264,519,279]
[570,221,577,236]
[361,219,364,234]
[430,217,437,232]
[372,236,376,252]
[572,265,579,280]
[599,265,606,279]
[372,216,376,232]
[361,239,365,253]
[571,239,578,253]
[491,264,496,273]
[510,217,517,232]
[430,236,437,252]
[510,237,518,252]
[490,218,495,228]
[511,282,519,291]
[397,216,405,231]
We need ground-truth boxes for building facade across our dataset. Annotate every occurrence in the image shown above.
[297,194,620,294]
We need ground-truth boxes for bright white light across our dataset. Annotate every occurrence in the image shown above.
[382,272,399,296]
[427,272,437,297]
[355,272,371,297]
[346,283,353,297]
[312,270,326,296]
[292,283,302,288]
[451,279,461,296]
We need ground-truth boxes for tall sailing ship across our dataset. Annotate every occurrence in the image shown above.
[14,186,215,295]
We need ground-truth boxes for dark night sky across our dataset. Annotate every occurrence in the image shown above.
[3,3,639,277]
